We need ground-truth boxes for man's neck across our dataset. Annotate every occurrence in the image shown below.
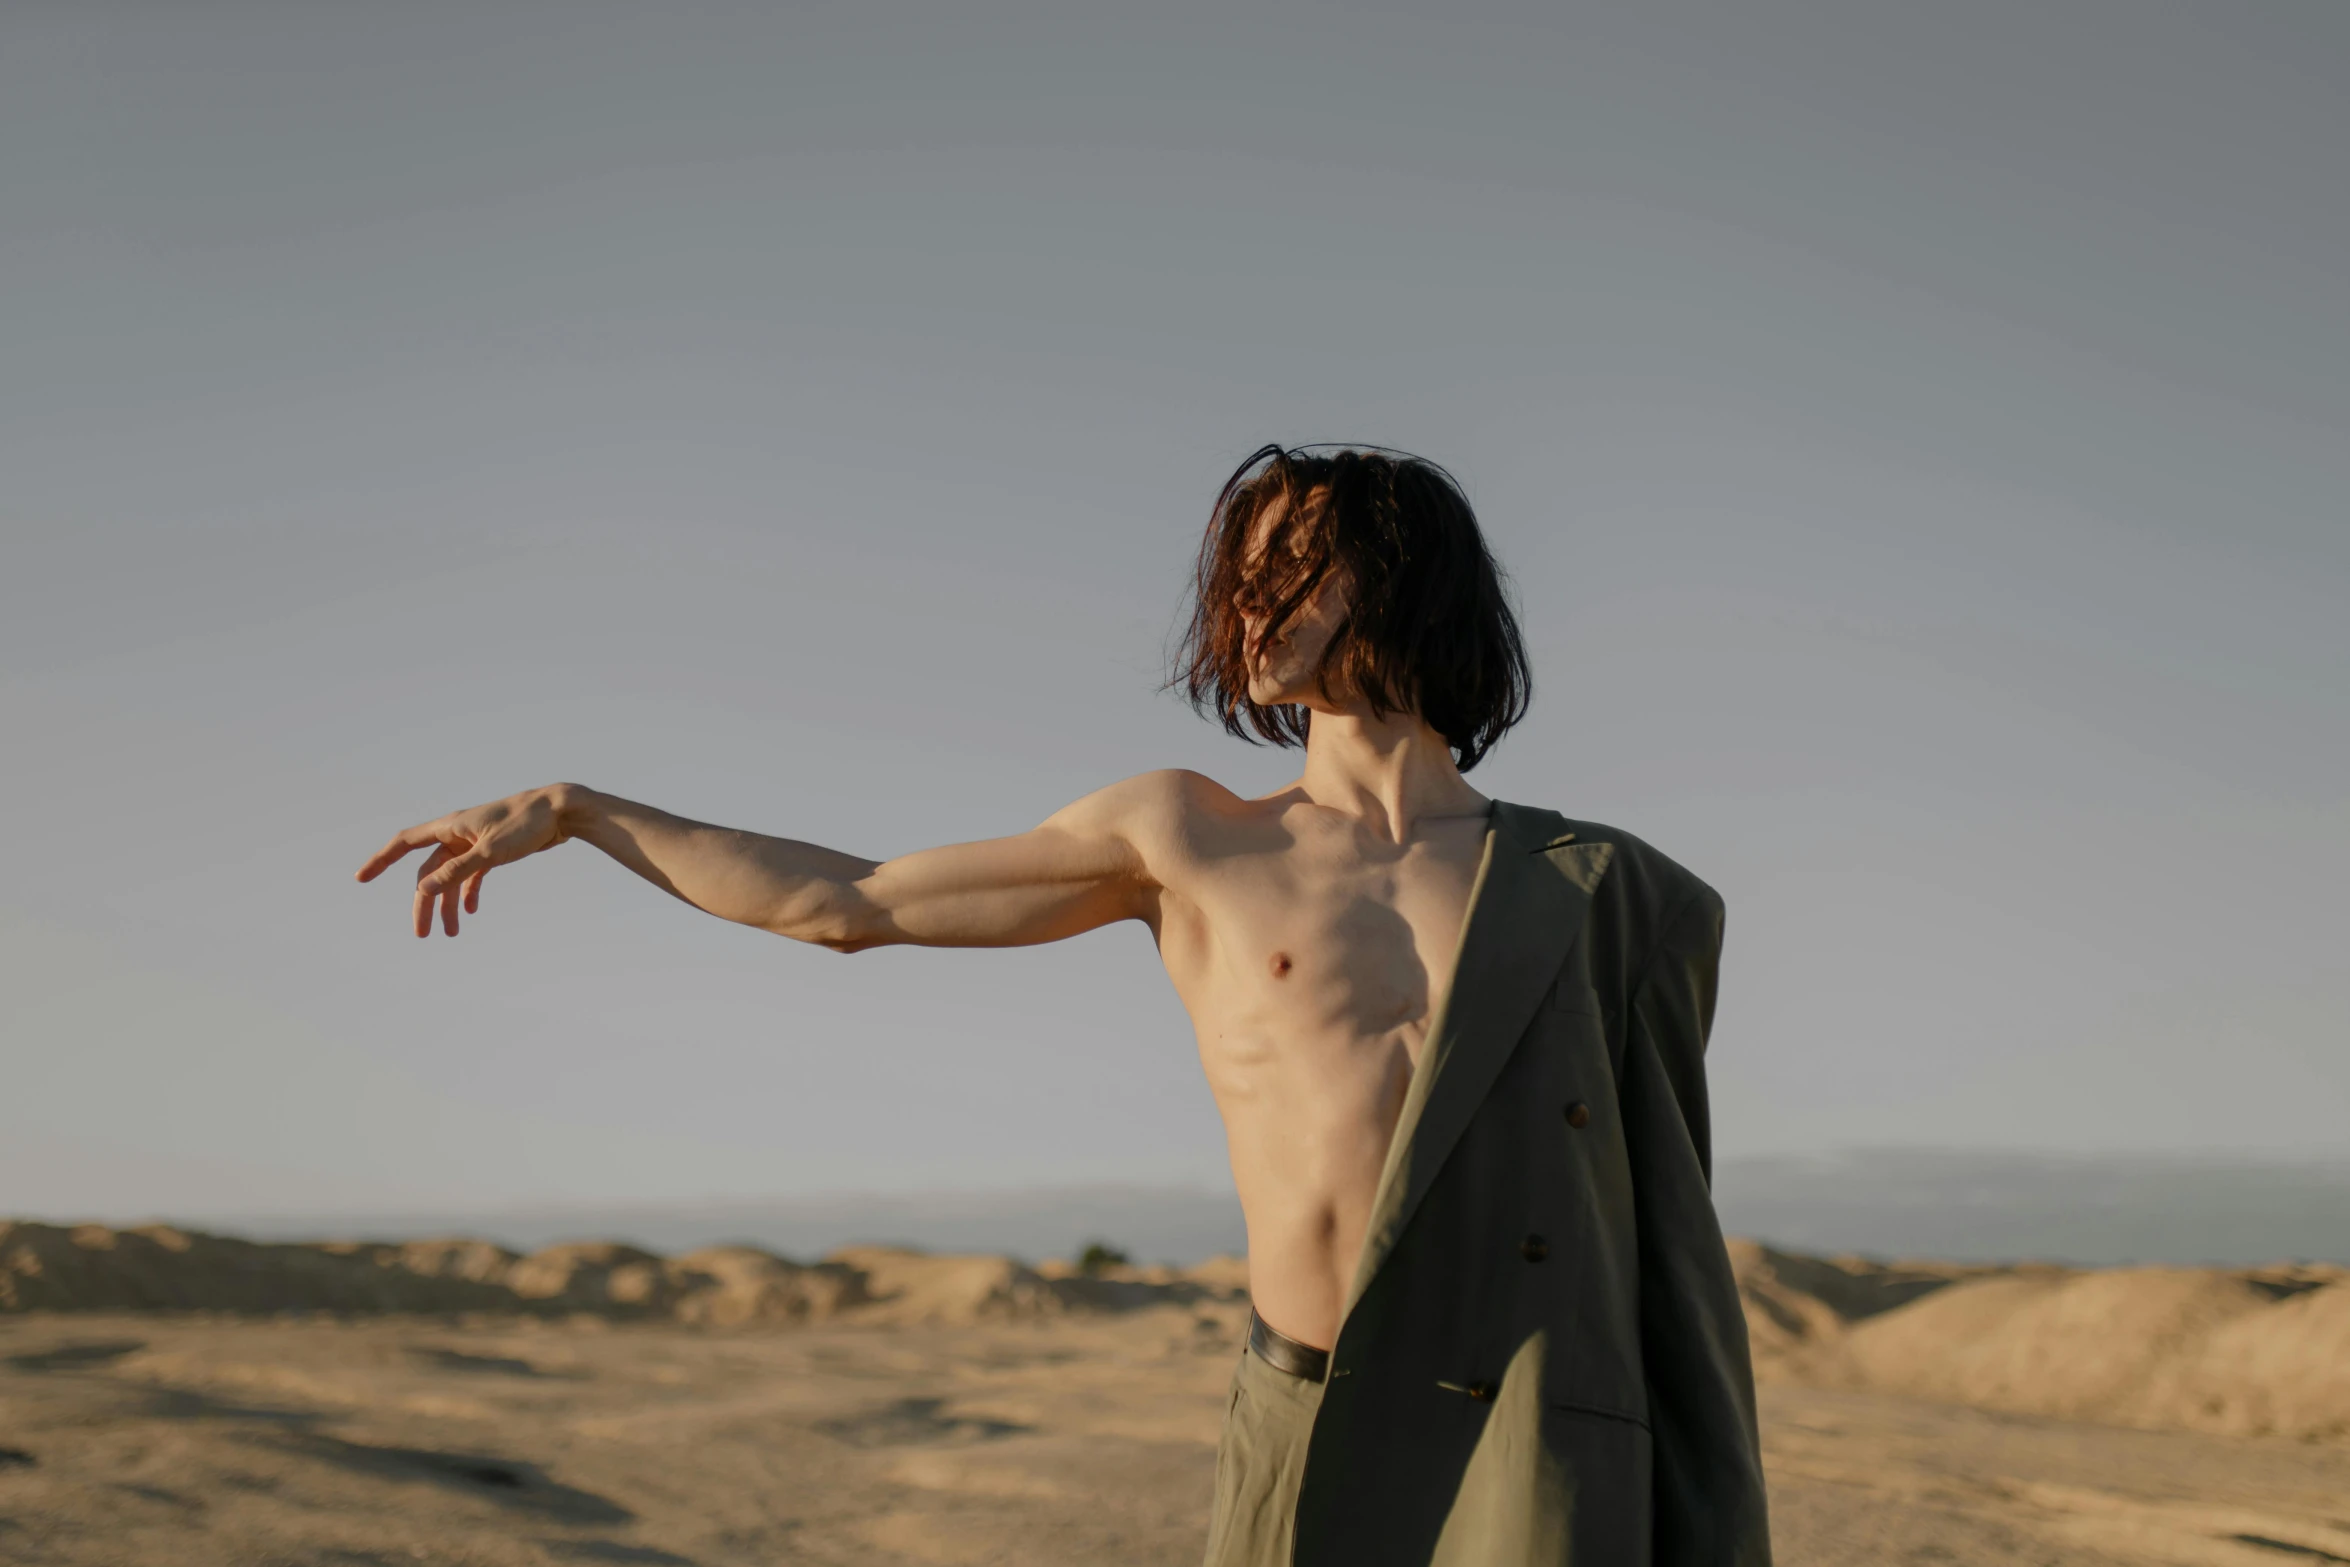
[1296,707,1489,845]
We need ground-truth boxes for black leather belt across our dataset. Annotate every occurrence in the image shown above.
[1247,1307,1331,1383]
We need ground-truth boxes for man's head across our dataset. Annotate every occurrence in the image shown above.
[1172,444,1531,771]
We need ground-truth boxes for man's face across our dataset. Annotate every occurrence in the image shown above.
[1236,488,1352,710]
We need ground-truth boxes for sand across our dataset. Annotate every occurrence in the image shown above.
[7,1309,2350,1566]
[1730,1239,2350,1443]
[5,1223,2348,1564]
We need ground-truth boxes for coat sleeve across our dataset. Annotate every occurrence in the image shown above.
[1619,886,1773,1565]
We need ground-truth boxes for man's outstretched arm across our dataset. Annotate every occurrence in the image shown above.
[354,776,1176,948]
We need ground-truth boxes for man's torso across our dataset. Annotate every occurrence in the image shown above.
[1140,773,1489,1350]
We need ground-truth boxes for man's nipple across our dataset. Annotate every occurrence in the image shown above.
[1269,951,1293,979]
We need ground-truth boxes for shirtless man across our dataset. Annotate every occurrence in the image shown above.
[358,445,1771,1567]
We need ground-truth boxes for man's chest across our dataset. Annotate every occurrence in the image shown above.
[1161,828,1486,1048]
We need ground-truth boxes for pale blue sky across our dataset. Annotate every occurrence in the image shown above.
[4,2,2344,1221]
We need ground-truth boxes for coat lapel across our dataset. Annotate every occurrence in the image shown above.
[1340,802,1614,1322]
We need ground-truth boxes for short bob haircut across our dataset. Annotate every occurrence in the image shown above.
[1172,444,1532,772]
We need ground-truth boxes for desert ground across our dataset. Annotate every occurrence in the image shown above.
[3,1223,2347,1566]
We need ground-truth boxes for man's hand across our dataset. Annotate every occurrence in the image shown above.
[355,785,572,938]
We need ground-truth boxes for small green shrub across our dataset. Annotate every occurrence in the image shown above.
[1075,1240,1130,1275]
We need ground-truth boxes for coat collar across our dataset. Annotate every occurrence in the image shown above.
[1339,800,1615,1323]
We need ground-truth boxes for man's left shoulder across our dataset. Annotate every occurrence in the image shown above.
[1499,803,1720,925]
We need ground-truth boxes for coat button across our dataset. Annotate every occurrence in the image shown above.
[1466,1381,1498,1402]
[1563,1101,1591,1129]
[1519,1234,1549,1262]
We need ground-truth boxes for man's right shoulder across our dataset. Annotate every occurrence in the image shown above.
[1045,769,1230,853]
[1064,767,1223,814]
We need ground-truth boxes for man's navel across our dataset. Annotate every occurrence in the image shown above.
[1269,950,1293,979]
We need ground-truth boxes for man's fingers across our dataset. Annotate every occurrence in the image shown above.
[411,844,456,938]
[415,847,494,938]
[445,859,490,931]
[357,832,419,881]
[357,823,444,883]
[366,810,518,935]
[419,846,492,895]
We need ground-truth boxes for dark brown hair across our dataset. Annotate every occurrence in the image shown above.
[1171,444,1532,771]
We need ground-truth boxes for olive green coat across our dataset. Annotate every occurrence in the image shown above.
[1205,802,1771,1567]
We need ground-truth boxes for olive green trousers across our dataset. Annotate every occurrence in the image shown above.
[1201,1344,1326,1567]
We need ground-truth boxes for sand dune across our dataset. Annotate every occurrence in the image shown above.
[0,1222,1243,1326]
[1729,1239,2350,1442]
[7,1222,2346,1444]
